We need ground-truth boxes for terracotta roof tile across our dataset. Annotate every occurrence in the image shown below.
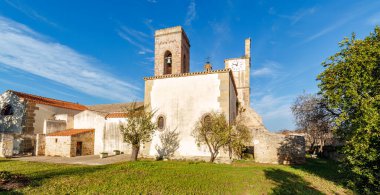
[87,102,143,113]
[47,129,94,136]
[105,112,128,119]
[9,90,87,111]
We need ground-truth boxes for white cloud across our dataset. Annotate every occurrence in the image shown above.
[252,94,296,131]
[252,60,280,77]
[117,26,153,54]
[0,16,140,102]
[252,67,273,77]
[184,0,196,26]
[147,0,157,3]
[4,0,60,29]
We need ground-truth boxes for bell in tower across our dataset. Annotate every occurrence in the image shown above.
[154,26,190,76]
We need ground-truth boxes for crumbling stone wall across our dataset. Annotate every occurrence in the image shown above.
[253,132,305,164]
[239,106,306,164]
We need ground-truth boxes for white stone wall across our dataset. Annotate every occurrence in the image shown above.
[104,118,131,154]
[34,104,81,134]
[74,110,105,155]
[145,73,236,158]
[45,136,71,157]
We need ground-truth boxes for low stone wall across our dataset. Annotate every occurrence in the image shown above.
[254,132,305,164]
[45,136,71,157]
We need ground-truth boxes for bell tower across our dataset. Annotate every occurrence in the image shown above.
[154,26,190,76]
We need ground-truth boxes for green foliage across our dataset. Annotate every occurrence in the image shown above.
[0,157,351,194]
[229,115,253,159]
[192,112,231,162]
[317,26,380,194]
[119,102,157,160]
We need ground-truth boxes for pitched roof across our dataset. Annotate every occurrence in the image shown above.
[8,90,87,111]
[105,112,128,119]
[87,102,143,113]
[47,129,94,136]
[143,69,238,95]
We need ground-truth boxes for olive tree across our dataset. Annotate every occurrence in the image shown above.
[192,112,231,162]
[120,103,157,161]
[228,115,252,159]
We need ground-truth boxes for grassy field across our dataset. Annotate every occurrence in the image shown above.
[0,157,351,194]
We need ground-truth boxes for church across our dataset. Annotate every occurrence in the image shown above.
[0,26,305,164]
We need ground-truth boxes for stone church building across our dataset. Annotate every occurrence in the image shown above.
[0,26,305,164]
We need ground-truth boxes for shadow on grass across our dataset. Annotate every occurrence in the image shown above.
[290,157,346,186]
[264,168,323,195]
[29,165,106,187]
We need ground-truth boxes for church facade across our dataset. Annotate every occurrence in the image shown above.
[0,26,305,164]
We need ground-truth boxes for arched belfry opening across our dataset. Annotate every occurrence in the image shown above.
[154,26,190,76]
[164,51,172,75]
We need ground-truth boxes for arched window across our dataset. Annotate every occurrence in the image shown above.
[157,115,165,131]
[164,51,172,75]
[1,104,13,116]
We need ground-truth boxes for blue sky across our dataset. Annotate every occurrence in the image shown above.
[0,0,379,131]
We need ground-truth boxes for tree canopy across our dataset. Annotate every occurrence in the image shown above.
[317,26,380,194]
[120,103,157,161]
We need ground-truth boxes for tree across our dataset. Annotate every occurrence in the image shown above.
[228,115,252,159]
[192,112,231,162]
[317,27,380,194]
[155,128,180,160]
[291,93,334,155]
[120,103,157,161]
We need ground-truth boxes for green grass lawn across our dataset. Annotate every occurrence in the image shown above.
[0,157,351,194]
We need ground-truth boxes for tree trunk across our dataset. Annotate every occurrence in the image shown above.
[228,145,233,159]
[130,144,140,161]
[210,151,219,163]
[210,153,216,163]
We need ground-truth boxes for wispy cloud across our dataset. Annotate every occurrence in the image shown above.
[147,0,157,3]
[287,8,316,25]
[273,7,316,25]
[302,2,380,44]
[0,16,140,101]
[117,26,153,54]
[252,60,280,77]
[184,0,196,26]
[252,94,296,131]
[367,12,380,25]
[4,0,60,29]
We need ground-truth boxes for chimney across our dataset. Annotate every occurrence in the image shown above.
[245,38,251,58]
[204,62,212,72]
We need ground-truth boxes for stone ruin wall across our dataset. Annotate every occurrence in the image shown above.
[240,106,306,164]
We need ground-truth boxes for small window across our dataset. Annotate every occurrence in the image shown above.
[157,116,165,131]
[55,138,58,143]
[1,105,13,116]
